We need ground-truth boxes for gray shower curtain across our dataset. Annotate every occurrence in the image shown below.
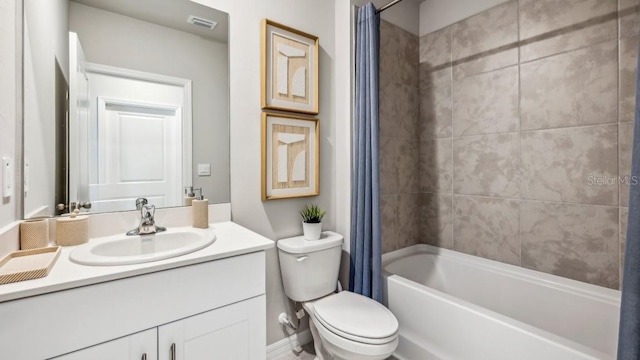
[349,3,382,303]
[618,41,640,360]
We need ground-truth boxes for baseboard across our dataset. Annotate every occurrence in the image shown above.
[266,329,312,359]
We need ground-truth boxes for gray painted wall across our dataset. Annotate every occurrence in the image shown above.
[191,0,345,346]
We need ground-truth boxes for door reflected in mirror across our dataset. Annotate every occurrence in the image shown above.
[23,0,230,218]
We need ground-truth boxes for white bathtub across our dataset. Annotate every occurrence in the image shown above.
[382,245,621,360]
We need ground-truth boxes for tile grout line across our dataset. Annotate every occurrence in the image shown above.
[420,190,621,209]
[616,3,622,287]
[394,193,398,252]
[453,130,520,139]
[519,36,618,66]
[449,24,455,251]
[454,62,519,82]
[409,120,630,141]
[450,38,619,83]
[445,121,619,141]
[517,0,523,267]
[519,121,620,134]
[416,28,424,248]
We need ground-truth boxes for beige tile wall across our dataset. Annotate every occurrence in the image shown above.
[380,0,640,290]
[379,20,420,253]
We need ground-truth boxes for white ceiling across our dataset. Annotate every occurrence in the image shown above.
[71,0,229,43]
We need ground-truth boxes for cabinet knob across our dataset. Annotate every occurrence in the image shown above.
[141,354,147,360]
[170,343,176,360]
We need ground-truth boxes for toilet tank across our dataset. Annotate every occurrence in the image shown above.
[277,232,343,302]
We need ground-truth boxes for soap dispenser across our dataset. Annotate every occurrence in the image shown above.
[192,188,209,229]
[184,186,197,206]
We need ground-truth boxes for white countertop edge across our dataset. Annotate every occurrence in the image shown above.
[0,221,274,303]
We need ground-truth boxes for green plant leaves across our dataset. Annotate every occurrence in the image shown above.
[300,204,326,223]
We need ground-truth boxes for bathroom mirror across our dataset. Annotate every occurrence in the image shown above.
[22,0,230,218]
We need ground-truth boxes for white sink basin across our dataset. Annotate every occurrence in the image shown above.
[69,227,216,266]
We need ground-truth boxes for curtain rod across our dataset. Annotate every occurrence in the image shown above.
[376,0,404,14]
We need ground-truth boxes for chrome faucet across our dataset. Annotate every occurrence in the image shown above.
[127,198,166,236]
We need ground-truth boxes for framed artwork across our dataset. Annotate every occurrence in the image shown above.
[261,19,319,115]
[262,112,319,200]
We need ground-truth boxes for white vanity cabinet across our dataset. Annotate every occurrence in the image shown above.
[0,251,267,360]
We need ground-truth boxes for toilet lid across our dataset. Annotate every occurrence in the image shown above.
[313,291,398,341]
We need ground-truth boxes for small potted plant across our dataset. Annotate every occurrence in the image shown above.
[300,204,326,241]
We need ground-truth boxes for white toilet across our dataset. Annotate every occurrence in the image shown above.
[277,232,399,360]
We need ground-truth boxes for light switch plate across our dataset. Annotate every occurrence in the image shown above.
[198,163,211,176]
[2,157,13,198]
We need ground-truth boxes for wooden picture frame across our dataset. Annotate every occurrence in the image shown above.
[261,112,319,200]
[261,19,319,115]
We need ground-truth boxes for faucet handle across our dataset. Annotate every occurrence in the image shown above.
[141,204,155,219]
[135,197,148,210]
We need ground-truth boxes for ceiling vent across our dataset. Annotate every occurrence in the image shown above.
[187,15,217,30]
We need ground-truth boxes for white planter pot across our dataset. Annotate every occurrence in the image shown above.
[302,222,322,241]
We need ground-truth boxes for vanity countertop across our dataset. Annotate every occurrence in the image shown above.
[0,221,274,303]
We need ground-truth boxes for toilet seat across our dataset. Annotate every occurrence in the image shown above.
[313,316,399,360]
[312,291,398,345]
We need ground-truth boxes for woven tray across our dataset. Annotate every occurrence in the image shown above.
[0,247,61,285]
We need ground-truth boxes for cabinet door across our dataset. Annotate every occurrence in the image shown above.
[158,295,266,360]
[50,328,157,360]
